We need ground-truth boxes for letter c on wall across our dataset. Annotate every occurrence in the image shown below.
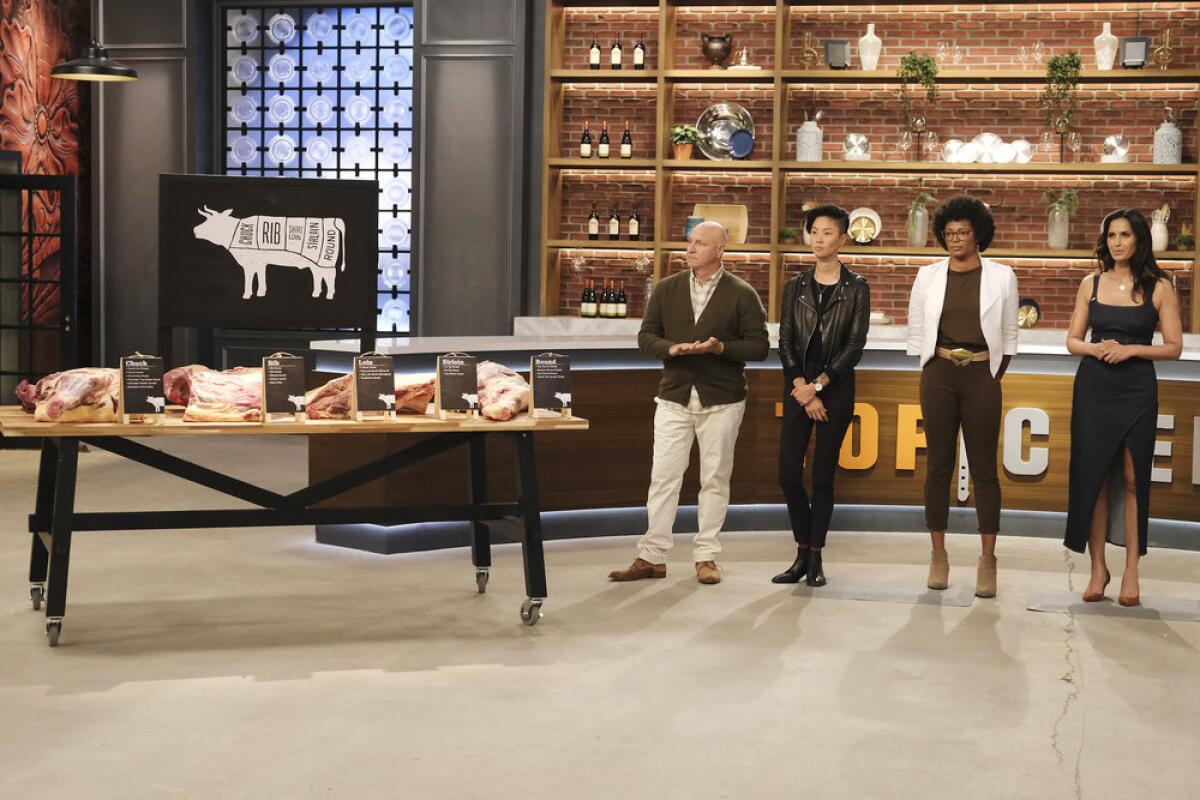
[1003,407,1049,476]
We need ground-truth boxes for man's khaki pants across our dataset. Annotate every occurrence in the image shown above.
[637,396,746,564]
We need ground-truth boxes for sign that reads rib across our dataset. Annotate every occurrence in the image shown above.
[353,353,396,421]
[436,353,478,419]
[119,353,165,424]
[262,353,307,423]
[531,353,571,417]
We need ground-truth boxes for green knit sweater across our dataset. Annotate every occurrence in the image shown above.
[637,269,769,406]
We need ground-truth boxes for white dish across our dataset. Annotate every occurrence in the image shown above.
[848,207,882,243]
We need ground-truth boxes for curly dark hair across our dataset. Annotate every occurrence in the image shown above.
[804,204,850,235]
[932,195,995,251]
[1095,208,1169,303]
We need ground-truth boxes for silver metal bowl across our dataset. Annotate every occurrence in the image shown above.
[696,102,755,161]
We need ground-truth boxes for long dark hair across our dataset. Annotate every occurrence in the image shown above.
[1095,209,1168,302]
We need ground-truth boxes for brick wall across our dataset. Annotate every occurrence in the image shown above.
[558,249,656,318]
[668,252,773,300]
[560,87,658,159]
[782,254,1193,326]
[788,4,1200,70]
[675,6,777,69]
[560,8,659,71]
[561,171,655,240]
[670,171,773,243]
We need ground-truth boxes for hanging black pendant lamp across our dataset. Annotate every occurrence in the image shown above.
[51,40,138,82]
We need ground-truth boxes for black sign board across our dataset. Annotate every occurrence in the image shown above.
[436,353,478,416]
[120,354,165,417]
[531,353,572,414]
[262,354,307,417]
[159,174,378,330]
[354,353,396,416]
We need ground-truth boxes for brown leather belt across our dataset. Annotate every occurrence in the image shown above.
[936,346,989,366]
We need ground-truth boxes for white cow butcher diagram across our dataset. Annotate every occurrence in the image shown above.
[377,394,396,410]
[461,393,478,409]
[146,396,166,413]
[192,206,346,301]
[286,394,306,412]
[554,391,572,408]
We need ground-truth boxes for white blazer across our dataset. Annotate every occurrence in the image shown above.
[906,257,1019,378]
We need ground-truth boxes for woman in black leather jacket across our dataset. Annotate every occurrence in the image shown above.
[772,204,871,586]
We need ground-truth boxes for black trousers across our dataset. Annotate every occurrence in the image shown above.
[778,375,856,548]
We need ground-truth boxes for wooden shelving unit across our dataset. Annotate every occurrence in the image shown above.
[539,0,1200,328]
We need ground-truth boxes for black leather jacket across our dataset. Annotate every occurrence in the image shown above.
[779,265,870,386]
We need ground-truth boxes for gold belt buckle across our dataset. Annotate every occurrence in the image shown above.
[949,348,974,367]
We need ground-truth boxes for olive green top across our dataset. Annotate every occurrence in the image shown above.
[936,266,988,351]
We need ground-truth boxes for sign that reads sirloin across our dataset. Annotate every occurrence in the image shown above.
[436,353,478,418]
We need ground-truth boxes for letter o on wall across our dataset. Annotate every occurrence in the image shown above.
[1003,407,1049,477]
[839,403,879,470]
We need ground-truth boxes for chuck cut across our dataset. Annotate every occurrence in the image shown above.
[15,368,121,423]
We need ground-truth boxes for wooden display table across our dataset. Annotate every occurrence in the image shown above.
[0,406,588,645]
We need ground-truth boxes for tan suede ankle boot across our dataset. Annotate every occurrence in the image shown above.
[976,555,998,598]
[927,550,949,590]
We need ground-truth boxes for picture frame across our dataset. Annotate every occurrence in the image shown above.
[1119,36,1151,68]
[824,39,850,70]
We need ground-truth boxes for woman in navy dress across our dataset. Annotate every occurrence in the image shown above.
[1064,209,1183,606]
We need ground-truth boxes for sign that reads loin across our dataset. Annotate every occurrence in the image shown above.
[436,353,478,418]
[262,353,306,423]
[531,353,572,417]
[353,353,396,421]
[159,174,377,330]
[119,354,165,423]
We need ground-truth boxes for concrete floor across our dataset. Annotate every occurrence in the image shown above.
[0,439,1198,799]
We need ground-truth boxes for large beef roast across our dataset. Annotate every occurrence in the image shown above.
[15,368,121,422]
[183,367,263,422]
[306,373,436,419]
[477,361,530,421]
[163,364,211,405]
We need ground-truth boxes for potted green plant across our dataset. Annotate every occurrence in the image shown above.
[1040,52,1082,136]
[1042,188,1079,249]
[896,52,939,129]
[779,227,799,244]
[906,191,937,247]
[1174,223,1194,251]
[670,124,701,160]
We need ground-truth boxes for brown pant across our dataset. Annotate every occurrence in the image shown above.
[919,357,1002,534]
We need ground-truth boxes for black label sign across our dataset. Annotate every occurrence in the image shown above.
[531,354,571,411]
[121,355,165,415]
[354,354,396,412]
[437,354,478,412]
[263,355,306,414]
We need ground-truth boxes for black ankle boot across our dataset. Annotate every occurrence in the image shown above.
[806,549,826,587]
[771,547,809,584]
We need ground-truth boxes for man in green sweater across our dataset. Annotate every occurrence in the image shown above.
[609,221,769,585]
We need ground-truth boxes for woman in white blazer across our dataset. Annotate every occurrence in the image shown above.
[906,196,1018,597]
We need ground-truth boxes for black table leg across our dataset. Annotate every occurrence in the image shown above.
[27,438,57,611]
[43,437,79,646]
[514,432,546,625]
[468,435,491,593]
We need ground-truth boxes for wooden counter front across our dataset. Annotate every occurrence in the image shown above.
[308,370,1200,523]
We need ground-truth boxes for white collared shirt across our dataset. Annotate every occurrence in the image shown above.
[689,266,725,321]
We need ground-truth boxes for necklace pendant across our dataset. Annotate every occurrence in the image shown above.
[1119,283,1127,291]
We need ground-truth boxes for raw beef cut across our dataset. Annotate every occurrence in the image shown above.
[477,361,530,421]
[305,373,435,419]
[183,367,263,422]
[163,364,210,405]
[15,368,121,423]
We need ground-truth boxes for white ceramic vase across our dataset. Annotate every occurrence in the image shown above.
[1154,120,1183,164]
[1048,207,1070,250]
[796,120,824,161]
[906,206,929,248]
[1151,219,1169,252]
[1094,22,1118,71]
[858,24,882,71]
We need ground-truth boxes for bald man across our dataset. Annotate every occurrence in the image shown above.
[610,221,769,584]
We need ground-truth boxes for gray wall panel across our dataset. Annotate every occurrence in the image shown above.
[423,0,516,45]
[100,0,187,47]
[418,55,517,335]
[99,57,187,362]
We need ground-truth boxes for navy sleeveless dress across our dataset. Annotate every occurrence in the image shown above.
[1064,274,1160,555]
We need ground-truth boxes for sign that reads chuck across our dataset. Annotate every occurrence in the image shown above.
[119,354,165,420]
[531,353,571,415]
[436,353,478,417]
[159,174,377,329]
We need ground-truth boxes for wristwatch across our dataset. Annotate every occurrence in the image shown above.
[811,381,823,393]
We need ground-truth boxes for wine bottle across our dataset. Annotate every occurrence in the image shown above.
[608,207,620,241]
[589,40,601,70]
[617,280,628,318]
[598,280,610,318]
[611,38,622,70]
[628,203,641,241]
[605,280,616,318]
[585,280,599,317]
[633,39,646,70]
[579,279,592,317]
[587,204,600,240]
[620,120,633,158]
[597,121,610,158]
[580,119,593,158]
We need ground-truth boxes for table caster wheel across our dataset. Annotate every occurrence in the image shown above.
[520,598,543,626]
[30,585,44,611]
[475,569,489,594]
[46,620,62,647]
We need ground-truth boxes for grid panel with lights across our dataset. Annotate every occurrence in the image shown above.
[218,4,414,335]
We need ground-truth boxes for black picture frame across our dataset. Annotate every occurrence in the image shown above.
[1120,36,1150,68]
[158,173,378,331]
